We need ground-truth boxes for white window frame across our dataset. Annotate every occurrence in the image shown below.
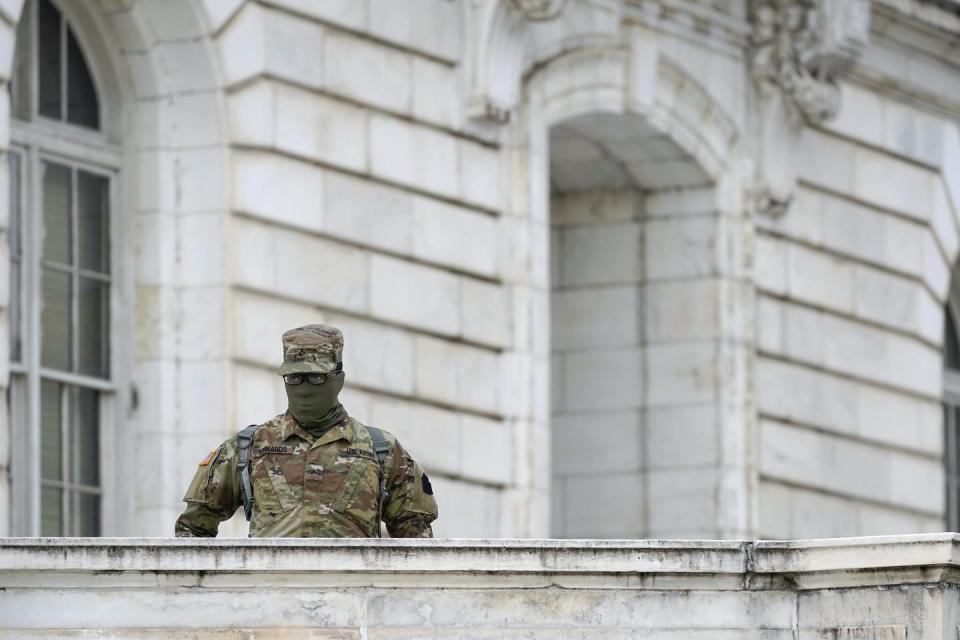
[8,0,122,536]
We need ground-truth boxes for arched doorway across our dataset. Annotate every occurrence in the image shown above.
[548,111,719,538]
[497,40,748,538]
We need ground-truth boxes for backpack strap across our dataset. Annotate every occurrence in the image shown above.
[366,426,391,537]
[236,424,257,521]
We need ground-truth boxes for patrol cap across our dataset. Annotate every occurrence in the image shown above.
[278,324,343,375]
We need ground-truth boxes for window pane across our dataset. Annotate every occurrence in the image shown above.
[954,406,960,478]
[8,374,26,432]
[70,387,99,486]
[9,152,21,258]
[37,0,62,120]
[77,171,109,273]
[41,485,63,536]
[947,306,960,371]
[10,260,21,363]
[11,0,33,120]
[66,28,99,129]
[70,491,100,536]
[41,268,71,371]
[40,379,62,482]
[78,277,108,378]
[952,477,960,532]
[42,162,71,265]
[8,153,21,362]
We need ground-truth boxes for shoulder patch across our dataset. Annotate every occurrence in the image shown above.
[198,448,219,466]
[422,473,433,495]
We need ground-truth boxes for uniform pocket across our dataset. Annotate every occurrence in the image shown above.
[252,455,301,513]
[332,458,381,535]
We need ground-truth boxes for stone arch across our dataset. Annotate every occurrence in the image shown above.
[523,47,740,184]
[0,0,232,536]
[499,34,751,537]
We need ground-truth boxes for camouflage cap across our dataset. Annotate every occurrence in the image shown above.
[278,324,344,375]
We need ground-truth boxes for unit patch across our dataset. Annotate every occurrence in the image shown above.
[422,474,433,495]
[342,448,377,461]
[255,446,294,456]
[198,448,219,466]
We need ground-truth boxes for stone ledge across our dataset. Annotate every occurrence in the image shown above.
[3,535,960,637]
[1,533,958,589]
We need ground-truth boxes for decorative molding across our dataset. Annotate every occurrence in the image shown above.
[466,0,568,125]
[749,0,870,124]
[748,0,869,217]
[508,0,566,20]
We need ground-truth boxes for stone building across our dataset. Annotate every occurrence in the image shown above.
[0,0,956,541]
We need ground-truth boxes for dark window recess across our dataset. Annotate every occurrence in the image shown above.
[947,306,960,371]
[37,0,61,120]
[8,152,22,363]
[945,300,960,531]
[66,28,98,128]
[77,171,109,274]
[36,0,99,129]
[945,403,960,531]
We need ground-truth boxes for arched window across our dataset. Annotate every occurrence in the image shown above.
[8,0,115,536]
[944,286,960,531]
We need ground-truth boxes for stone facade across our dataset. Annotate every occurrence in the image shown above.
[4,535,960,637]
[0,0,957,540]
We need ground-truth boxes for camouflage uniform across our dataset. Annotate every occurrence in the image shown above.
[174,325,438,538]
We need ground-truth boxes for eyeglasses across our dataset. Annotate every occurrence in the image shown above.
[283,371,341,385]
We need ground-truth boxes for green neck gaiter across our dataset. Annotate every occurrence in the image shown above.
[285,373,347,435]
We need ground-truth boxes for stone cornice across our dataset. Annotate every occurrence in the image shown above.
[2,534,959,591]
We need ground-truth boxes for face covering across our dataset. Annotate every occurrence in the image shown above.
[285,372,347,435]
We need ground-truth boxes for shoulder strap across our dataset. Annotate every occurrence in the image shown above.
[237,424,257,521]
[367,425,390,466]
[366,426,391,536]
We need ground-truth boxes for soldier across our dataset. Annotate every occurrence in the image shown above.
[174,324,438,538]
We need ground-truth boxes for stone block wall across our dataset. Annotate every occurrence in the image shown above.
[754,77,960,536]
[216,0,512,538]
[0,0,958,541]
[149,0,960,540]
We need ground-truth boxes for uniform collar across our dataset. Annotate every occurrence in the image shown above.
[279,411,353,445]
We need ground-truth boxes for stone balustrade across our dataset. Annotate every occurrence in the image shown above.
[1,534,959,638]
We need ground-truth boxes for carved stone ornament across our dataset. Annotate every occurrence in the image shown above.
[466,0,569,125]
[508,0,566,20]
[750,0,870,124]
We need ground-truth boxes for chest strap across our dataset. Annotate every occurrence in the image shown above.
[367,426,390,537]
[237,424,257,521]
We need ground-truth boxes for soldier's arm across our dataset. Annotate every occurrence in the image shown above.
[381,437,438,538]
[174,436,243,537]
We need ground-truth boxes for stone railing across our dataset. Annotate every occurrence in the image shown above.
[1,534,959,638]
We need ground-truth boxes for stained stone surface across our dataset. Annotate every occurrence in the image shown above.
[2,535,960,638]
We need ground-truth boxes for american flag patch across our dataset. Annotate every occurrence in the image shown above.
[199,448,219,466]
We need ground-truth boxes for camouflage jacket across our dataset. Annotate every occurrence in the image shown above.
[174,413,438,538]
